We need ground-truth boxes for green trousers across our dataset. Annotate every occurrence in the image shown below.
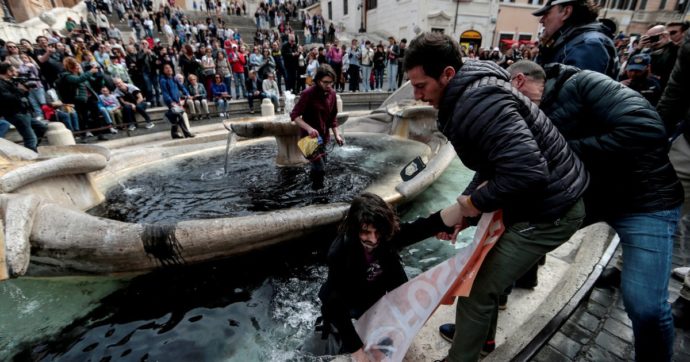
[447,198,585,362]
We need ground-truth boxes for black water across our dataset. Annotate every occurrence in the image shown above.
[88,137,428,224]
[6,160,474,362]
[14,233,334,362]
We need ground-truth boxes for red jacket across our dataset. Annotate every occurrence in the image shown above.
[228,50,246,73]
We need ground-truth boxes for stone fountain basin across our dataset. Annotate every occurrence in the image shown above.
[21,131,455,276]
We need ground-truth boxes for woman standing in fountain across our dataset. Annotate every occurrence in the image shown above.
[314,192,460,361]
[290,64,344,190]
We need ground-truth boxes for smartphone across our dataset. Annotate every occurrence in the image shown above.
[648,34,660,43]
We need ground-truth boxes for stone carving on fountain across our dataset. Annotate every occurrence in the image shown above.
[0,82,455,279]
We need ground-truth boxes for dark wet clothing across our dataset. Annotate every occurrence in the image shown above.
[290,84,337,144]
[318,211,452,353]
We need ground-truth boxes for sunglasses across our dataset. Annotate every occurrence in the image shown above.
[6,45,16,49]
[669,30,679,35]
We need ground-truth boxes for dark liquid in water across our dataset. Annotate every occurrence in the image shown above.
[88,137,427,224]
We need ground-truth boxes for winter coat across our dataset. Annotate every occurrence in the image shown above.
[538,22,618,78]
[541,63,683,220]
[437,60,588,224]
[656,31,690,140]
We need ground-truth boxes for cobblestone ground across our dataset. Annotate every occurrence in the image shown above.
[532,217,690,362]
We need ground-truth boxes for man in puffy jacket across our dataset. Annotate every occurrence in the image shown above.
[657,31,690,331]
[508,59,683,362]
[534,0,617,78]
[404,32,588,362]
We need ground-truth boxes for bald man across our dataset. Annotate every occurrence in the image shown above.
[631,24,679,91]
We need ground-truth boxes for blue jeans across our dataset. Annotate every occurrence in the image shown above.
[5,112,47,151]
[215,98,228,113]
[98,106,114,125]
[608,207,681,362]
[56,110,79,131]
[234,72,246,98]
[374,68,384,90]
[361,65,372,92]
[387,62,398,91]
[0,118,10,137]
[28,87,47,118]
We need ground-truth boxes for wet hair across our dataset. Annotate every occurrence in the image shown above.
[341,192,400,245]
[565,0,599,26]
[404,32,463,79]
[314,63,336,82]
[506,60,546,81]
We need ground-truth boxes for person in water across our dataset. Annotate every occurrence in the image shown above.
[290,64,344,189]
[317,192,461,361]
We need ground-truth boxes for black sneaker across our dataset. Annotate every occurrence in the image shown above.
[595,267,621,289]
[439,323,454,343]
[439,324,495,355]
[673,297,690,329]
[499,294,508,310]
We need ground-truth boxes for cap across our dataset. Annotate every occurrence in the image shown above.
[533,0,579,16]
[626,53,651,71]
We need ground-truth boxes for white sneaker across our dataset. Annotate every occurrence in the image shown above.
[673,267,690,281]
[128,124,137,131]
[109,127,118,134]
[145,122,155,129]
[85,131,94,137]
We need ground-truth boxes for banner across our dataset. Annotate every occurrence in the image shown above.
[353,211,505,361]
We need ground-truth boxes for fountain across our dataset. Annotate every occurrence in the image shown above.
[0,83,456,278]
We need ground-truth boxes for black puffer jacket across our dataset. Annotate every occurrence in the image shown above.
[541,63,683,220]
[657,31,690,140]
[438,60,588,224]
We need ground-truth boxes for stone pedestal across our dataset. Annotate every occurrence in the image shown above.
[336,94,343,113]
[45,122,76,146]
[261,98,275,116]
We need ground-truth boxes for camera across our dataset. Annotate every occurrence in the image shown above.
[647,34,661,43]
[13,76,40,88]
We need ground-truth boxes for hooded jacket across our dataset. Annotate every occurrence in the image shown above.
[538,22,618,78]
[541,63,683,220]
[438,60,588,224]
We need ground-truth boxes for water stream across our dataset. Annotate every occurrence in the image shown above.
[0,159,474,361]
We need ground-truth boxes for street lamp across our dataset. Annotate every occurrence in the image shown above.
[357,0,366,33]
[1,0,15,23]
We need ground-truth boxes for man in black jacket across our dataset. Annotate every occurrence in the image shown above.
[0,63,47,151]
[508,59,683,362]
[534,0,617,78]
[404,32,588,362]
[657,31,690,331]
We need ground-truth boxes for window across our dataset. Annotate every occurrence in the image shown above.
[431,28,445,34]
[659,0,667,9]
[639,0,647,9]
[343,0,348,15]
[328,1,332,19]
[367,0,377,9]
[530,0,545,5]
[518,33,532,42]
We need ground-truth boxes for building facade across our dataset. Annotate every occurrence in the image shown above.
[320,0,498,49]
[495,0,689,50]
